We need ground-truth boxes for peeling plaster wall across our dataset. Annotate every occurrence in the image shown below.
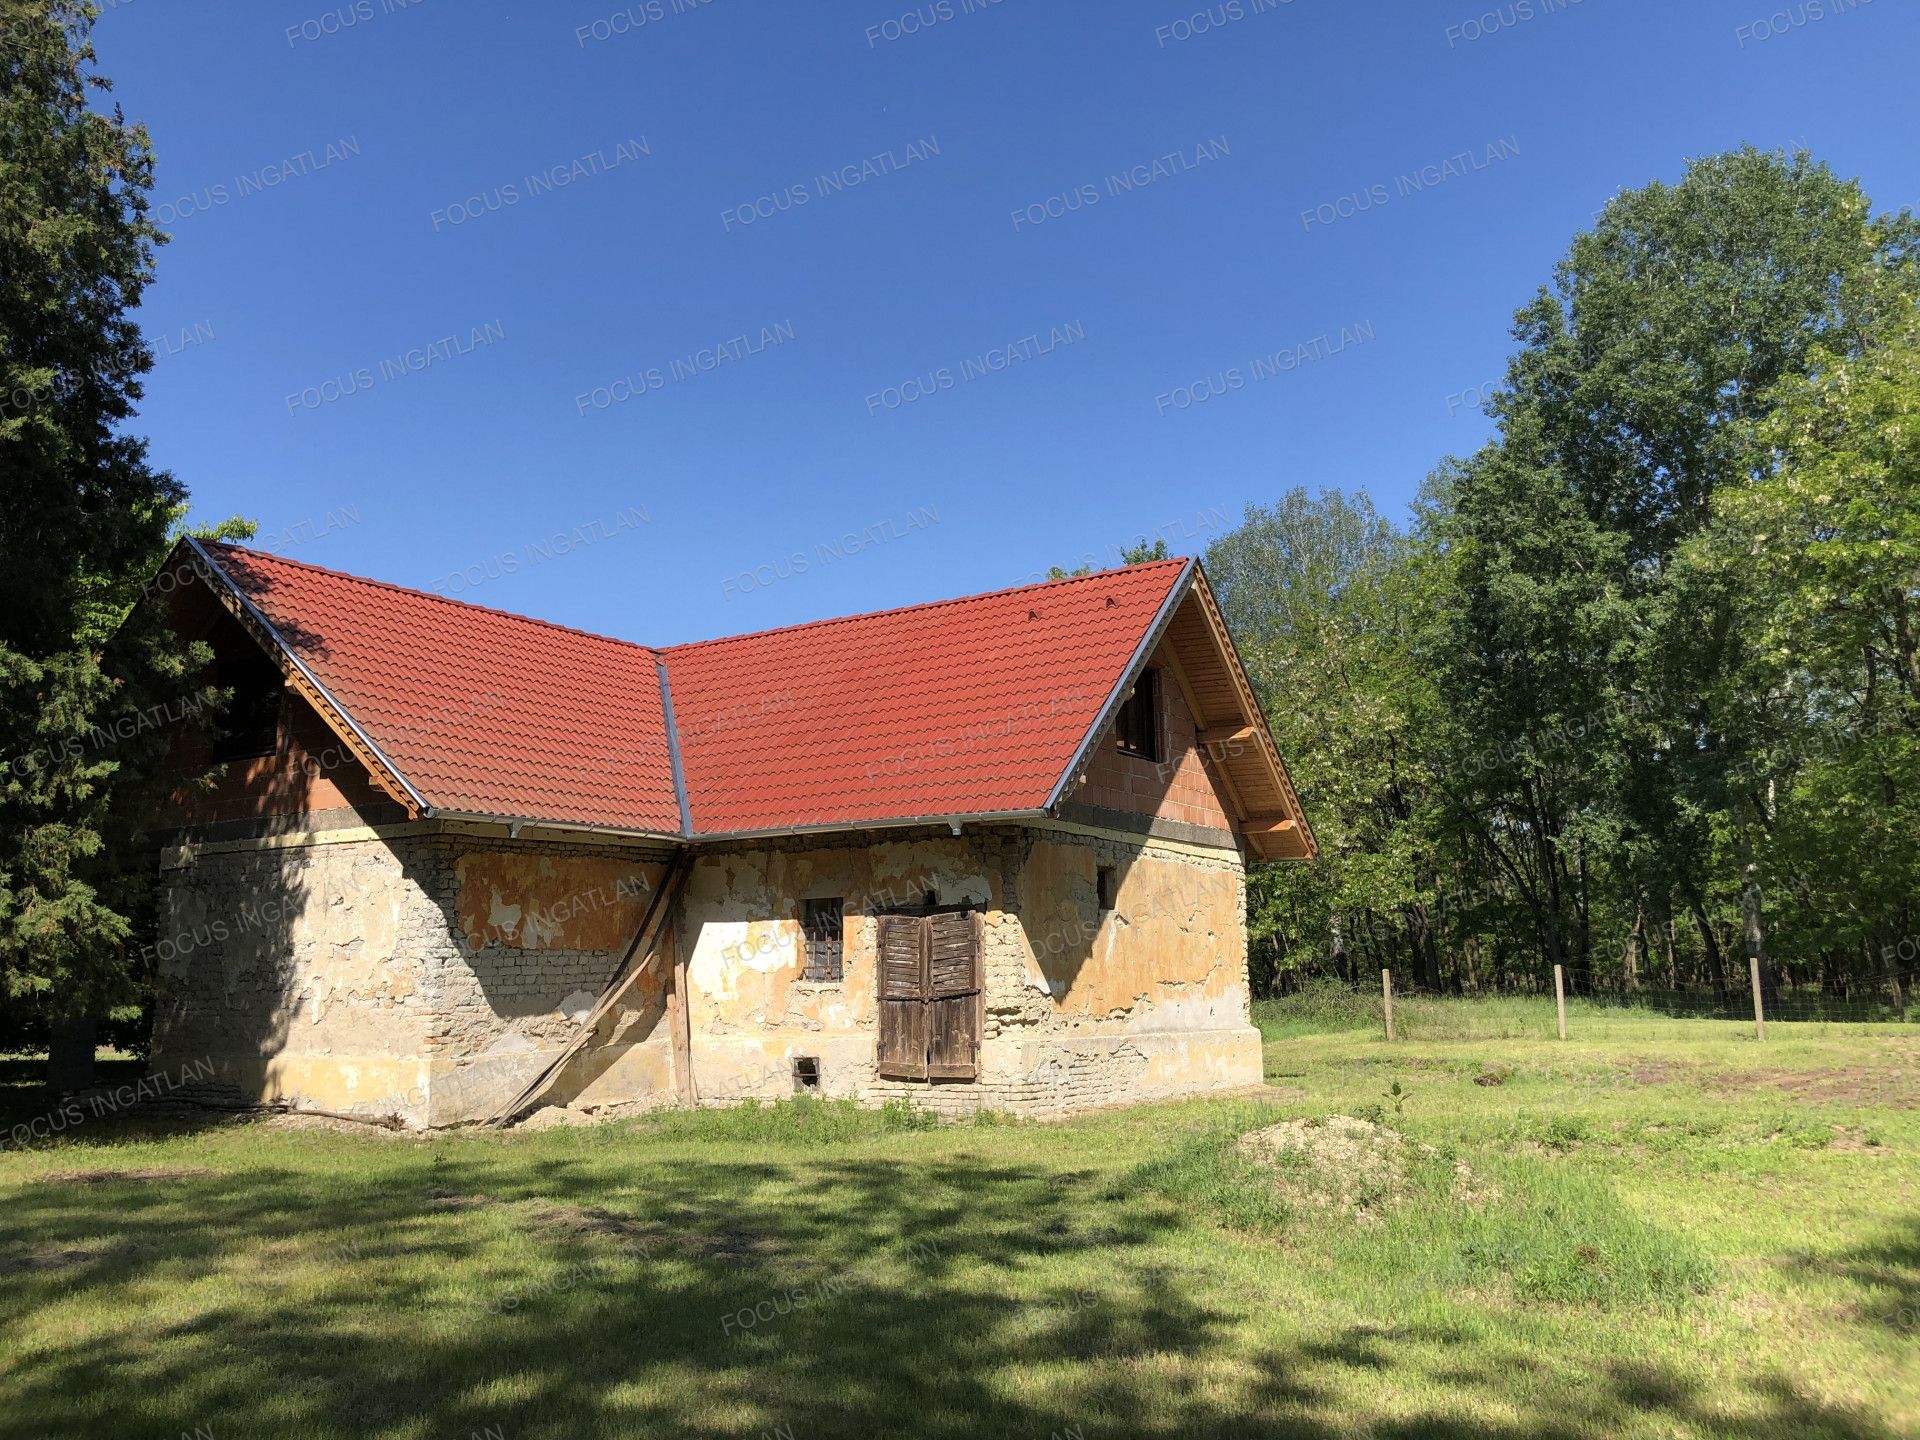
[422,835,678,1125]
[151,836,441,1123]
[678,824,1258,1116]
[153,818,1258,1127]
[152,828,680,1127]
[679,833,997,1106]
[990,829,1261,1111]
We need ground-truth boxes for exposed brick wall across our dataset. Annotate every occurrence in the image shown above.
[151,827,680,1125]
[389,832,681,1122]
[1072,638,1236,833]
[171,694,391,828]
[161,577,394,828]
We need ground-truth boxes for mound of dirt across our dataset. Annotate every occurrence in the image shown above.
[1235,1116,1495,1222]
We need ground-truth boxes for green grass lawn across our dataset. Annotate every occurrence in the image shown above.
[2,1007,1916,1440]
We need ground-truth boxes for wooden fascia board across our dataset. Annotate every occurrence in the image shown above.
[1240,817,1299,836]
[1197,724,1256,748]
[180,538,428,819]
[1185,564,1318,860]
[1043,560,1196,812]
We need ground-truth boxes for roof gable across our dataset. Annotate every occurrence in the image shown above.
[182,540,680,834]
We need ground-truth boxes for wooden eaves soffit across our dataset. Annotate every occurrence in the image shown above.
[1051,560,1316,863]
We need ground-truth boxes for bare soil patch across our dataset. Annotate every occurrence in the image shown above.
[1710,1065,1916,1109]
[32,1167,216,1185]
[528,1201,655,1241]
[264,1111,414,1138]
[1824,1125,1889,1153]
[426,1188,496,1210]
[528,1200,782,1261]
[0,1247,94,1277]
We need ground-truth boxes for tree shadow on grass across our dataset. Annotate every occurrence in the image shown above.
[0,1149,1907,1440]
[1799,1214,1920,1337]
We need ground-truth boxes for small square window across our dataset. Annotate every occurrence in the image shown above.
[802,898,844,982]
[793,1056,820,1091]
[1096,867,1117,911]
[1114,669,1161,760]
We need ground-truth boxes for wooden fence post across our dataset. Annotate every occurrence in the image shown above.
[1382,969,1395,1043]
[1554,964,1567,1041]
[1750,955,1766,1042]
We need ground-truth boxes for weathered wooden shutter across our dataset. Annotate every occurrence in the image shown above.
[875,914,928,1080]
[924,910,982,1080]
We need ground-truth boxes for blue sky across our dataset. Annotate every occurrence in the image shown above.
[101,0,1918,646]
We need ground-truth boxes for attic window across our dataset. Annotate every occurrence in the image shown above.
[1114,668,1161,761]
[211,644,285,763]
[802,898,844,982]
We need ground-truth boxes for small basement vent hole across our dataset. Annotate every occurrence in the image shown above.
[793,1056,821,1092]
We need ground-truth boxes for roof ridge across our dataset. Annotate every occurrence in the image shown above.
[207,542,663,660]
[660,557,1192,657]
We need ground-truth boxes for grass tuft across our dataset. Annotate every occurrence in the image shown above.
[626,1092,935,1145]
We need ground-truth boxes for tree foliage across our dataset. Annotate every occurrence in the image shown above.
[0,0,211,1029]
[1215,150,1920,1005]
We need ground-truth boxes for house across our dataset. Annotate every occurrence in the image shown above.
[144,539,1315,1126]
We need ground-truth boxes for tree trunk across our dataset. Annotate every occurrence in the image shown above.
[1573,838,1593,993]
[47,1018,97,1093]
[1625,900,1646,992]
[1687,898,1728,1005]
[1409,902,1441,992]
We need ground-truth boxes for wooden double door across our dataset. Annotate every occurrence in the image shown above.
[875,908,982,1081]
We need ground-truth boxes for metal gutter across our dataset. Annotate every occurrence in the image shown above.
[1041,557,1196,814]
[429,810,687,844]
[184,536,431,816]
[656,659,693,838]
[681,808,1053,845]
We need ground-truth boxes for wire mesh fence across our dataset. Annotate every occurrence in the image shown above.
[1576,976,1917,1025]
[1257,966,1920,1045]
[1367,965,1920,1033]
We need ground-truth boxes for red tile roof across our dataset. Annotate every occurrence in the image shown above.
[198,544,681,833]
[662,560,1188,834]
[188,542,1191,838]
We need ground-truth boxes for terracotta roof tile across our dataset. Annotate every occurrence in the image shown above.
[201,544,680,832]
[662,561,1188,834]
[193,543,1190,838]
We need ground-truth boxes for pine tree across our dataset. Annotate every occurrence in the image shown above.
[0,0,206,1073]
